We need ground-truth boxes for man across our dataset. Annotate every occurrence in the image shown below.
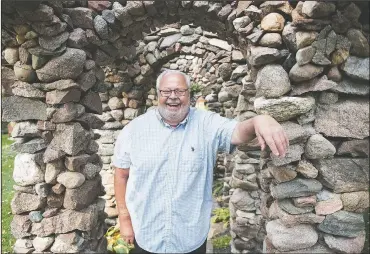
[113,70,288,254]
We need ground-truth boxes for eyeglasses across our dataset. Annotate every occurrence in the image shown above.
[158,89,189,97]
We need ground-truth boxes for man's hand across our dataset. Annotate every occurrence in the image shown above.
[253,115,289,157]
[119,216,135,245]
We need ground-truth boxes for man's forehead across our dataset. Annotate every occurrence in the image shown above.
[160,73,187,87]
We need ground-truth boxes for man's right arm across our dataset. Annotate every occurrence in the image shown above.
[114,167,134,245]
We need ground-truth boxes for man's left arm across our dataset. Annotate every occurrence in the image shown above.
[231,115,289,157]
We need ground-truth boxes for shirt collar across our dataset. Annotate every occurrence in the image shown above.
[155,107,193,128]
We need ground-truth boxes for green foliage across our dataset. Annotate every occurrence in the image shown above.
[1,134,16,253]
[212,235,232,249]
[212,180,224,197]
[190,83,202,94]
[105,226,135,254]
[211,208,230,228]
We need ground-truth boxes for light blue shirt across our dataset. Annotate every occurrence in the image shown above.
[112,107,238,253]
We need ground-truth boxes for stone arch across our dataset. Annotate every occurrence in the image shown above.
[2,1,369,253]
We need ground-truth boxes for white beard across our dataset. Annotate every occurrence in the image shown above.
[158,100,190,124]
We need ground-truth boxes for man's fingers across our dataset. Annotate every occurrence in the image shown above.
[256,132,266,151]
[273,132,286,157]
[264,135,279,156]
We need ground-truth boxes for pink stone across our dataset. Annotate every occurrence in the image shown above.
[293,195,317,207]
[315,198,343,215]
[324,232,366,254]
[88,1,112,12]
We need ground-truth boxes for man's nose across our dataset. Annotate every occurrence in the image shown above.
[168,90,178,98]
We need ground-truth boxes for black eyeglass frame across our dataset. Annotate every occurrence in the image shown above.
[158,89,189,97]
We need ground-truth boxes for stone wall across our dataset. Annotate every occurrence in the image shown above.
[1,1,369,253]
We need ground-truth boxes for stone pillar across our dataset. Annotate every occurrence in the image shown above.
[2,2,106,252]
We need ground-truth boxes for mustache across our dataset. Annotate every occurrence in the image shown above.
[165,99,181,104]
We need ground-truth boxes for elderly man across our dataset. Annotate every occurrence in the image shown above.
[113,70,288,254]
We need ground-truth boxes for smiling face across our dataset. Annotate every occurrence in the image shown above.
[157,73,190,125]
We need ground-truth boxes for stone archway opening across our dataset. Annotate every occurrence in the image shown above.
[2,1,369,253]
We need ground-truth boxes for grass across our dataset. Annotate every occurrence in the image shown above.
[2,134,16,253]
[212,235,232,249]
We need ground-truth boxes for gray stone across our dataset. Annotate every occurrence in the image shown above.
[314,99,369,139]
[347,29,369,57]
[233,16,252,32]
[312,51,331,65]
[11,81,44,99]
[57,171,85,189]
[296,31,318,49]
[75,113,104,129]
[64,177,101,210]
[124,108,139,120]
[296,46,316,66]
[178,34,200,45]
[218,63,232,80]
[64,7,94,29]
[33,79,79,91]
[280,213,325,228]
[13,153,44,187]
[11,215,32,238]
[271,144,304,166]
[296,160,318,178]
[67,28,88,48]
[81,163,101,180]
[230,188,256,211]
[31,16,67,37]
[282,23,298,52]
[18,4,53,22]
[246,29,264,44]
[11,192,45,214]
[33,236,55,252]
[312,158,369,193]
[337,139,369,157]
[11,121,39,138]
[77,69,96,92]
[289,63,324,82]
[318,210,365,237]
[46,89,81,105]
[13,239,34,253]
[271,178,322,199]
[324,232,366,254]
[305,134,336,159]
[14,61,36,82]
[126,1,145,16]
[331,78,369,96]
[102,9,115,24]
[341,56,369,81]
[248,46,282,66]
[94,15,109,40]
[50,232,85,253]
[45,161,63,184]
[51,103,84,123]
[180,25,194,35]
[269,165,297,183]
[281,121,311,144]
[81,91,102,114]
[291,75,337,96]
[108,97,124,110]
[230,65,248,80]
[11,138,47,154]
[51,122,91,156]
[255,64,291,98]
[254,96,315,122]
[36,48,86,82]
[160,34,182,49]
[4,47,19,64]
[278,199,314,214]
[319,92,338,104]
[259,33,282,48]
[29,211,43,223]
[266,220,318,252]
[302,1,335,18]
[64,154,90,171]
[1,66,15,96]
[39,31,69,51]
[230,174,259,191]
[208,38,232,51]
[112,2,133,26]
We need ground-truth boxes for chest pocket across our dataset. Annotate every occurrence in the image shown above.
[180,142,204,172]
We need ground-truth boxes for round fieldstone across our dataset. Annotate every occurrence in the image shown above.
[261,13,285,32]
[56,171,85,189]
[289,63,324,82]
[13,61,36,82]
[29,211,43,223]
[305,134,336,159]
[255,64,291,98]
[4,47,19,64]
[108,97,124,110]
[259,33,282,48]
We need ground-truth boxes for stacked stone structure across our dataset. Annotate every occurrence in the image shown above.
[1,1,369,253]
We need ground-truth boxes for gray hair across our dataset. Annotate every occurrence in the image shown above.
[156,70,191,91]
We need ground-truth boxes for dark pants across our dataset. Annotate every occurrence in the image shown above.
[133,238,207,254]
